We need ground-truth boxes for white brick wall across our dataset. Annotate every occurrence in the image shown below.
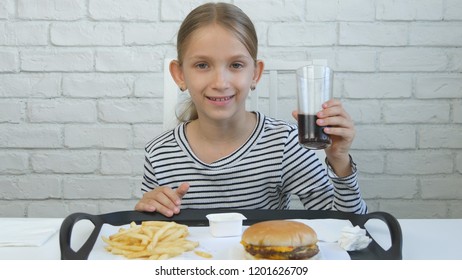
[1,0,461,218]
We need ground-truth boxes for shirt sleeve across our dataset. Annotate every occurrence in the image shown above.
[325,156,368,214]
[281,129,367,214]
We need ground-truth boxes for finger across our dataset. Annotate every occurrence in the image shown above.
[154,191,181,216]
[291,110,299,120]
[135,200,156,212]
[317,115,354,129]
[176,183,190,200]
[323,126,355,140]
[322,98,342,109]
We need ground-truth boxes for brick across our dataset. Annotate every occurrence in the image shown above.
[454,100,462,123]
[95,48,163,72]
[161,0,216,21]
[0,49,18,72]
[28,99,97,123]
[89,0,158,21]
[306,0,375,21]
[306,0,337,21]
[0,124,62,148]
[445,0,462,20]
[51,23,123,46]
[449,202,462,218]
[421,176,462,199]
[0,22,48,45]
[386,151,453,174]
[378,200,447,219]
[125,23,179,45]
[0,175,61,199]
[63,74,134,98]
[383,100,450,123]
[134,74,163,98]
[99,199,140,213]
[376,0,443,21]
[235,0,304,21]
[31,151,99,173]
[63,176,134,199]
[68,201,99,214]
[353,125,416,150]
[340,23,408,46]
[268,23,336,47]
[0,0,14,19]
[18,0,86,20]
[359,176,418,199]
[133,124,164,149]
[101,150,145,175]
[350,151,385,173]
[0,100,22,123]
[343,74,412,99]
[98,99,163,123]
[64,125,131,148]
[0,201,26,217]
[415,74,462,99]
[16,176,61,199]
[334,49,376,72]
[21,49,94,72]
[410,23,462,46]
[342,100,382,124]
[0,74,60,98]
[27,200,68,218]
[379,48,447,72]
[0,152,29,174]
[448,49,462,72]
[456,152,462,173]
[419,125,462,148]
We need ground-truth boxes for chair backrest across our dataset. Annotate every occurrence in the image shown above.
[162,58,328,165]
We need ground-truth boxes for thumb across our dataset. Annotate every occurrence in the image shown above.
[176,182,190,199]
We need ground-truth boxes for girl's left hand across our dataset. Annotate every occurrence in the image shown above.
[315,99,355,159]
[292,98,355,176]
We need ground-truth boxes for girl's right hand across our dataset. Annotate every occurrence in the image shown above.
[134,182,190,217]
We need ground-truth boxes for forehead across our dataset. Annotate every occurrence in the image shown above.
[183,24,252,59]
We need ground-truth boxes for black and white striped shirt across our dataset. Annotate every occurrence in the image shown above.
[142,112,367,214]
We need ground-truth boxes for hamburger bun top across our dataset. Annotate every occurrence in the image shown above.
[241,220,318,247]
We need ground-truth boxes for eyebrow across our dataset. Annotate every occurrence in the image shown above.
[187,54,253,62]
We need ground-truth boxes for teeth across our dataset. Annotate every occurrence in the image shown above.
[209,96,231,101]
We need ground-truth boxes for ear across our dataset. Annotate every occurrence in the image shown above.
[169,60,186,90]
[252,60,265,86]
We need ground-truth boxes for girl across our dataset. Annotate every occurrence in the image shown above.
[135,2,367,217]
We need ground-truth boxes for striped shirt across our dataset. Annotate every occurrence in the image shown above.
[142,112,367,214]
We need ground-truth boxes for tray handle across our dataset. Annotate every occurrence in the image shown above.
[59,212,103,260]
[350,211,403,260]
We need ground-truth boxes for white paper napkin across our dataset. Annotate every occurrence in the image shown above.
[289,219,354,242]
[0,219,61,247]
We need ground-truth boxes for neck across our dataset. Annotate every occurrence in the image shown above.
[185,112,257,163]
[192,111,256,144]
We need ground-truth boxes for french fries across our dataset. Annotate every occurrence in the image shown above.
[102,221,199,260]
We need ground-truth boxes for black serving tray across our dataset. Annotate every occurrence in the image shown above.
[59,209,402,260]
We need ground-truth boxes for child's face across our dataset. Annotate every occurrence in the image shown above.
[179,24,260,122]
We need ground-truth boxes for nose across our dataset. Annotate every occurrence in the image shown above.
[211,67,230,90]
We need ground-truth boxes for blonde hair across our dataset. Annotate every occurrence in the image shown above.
[175,2,258,122]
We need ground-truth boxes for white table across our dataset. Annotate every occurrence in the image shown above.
[0,218,461,260]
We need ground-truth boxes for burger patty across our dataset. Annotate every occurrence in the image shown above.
[243,244,320,260]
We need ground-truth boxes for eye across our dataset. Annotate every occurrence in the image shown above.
[230,62,244,69]
[195,62,208,69]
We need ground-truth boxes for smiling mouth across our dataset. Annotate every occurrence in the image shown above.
[207,96,234,102]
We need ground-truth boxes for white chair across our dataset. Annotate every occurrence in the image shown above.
[162,58,327,165]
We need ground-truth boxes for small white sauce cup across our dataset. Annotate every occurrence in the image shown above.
[206,213,247,237]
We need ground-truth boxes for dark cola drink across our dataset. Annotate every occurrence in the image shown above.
[297,114,331,150]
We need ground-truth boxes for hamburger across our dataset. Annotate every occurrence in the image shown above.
[240,220,319,260]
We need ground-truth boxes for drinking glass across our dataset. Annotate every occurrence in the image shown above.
[296,64,333,150]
